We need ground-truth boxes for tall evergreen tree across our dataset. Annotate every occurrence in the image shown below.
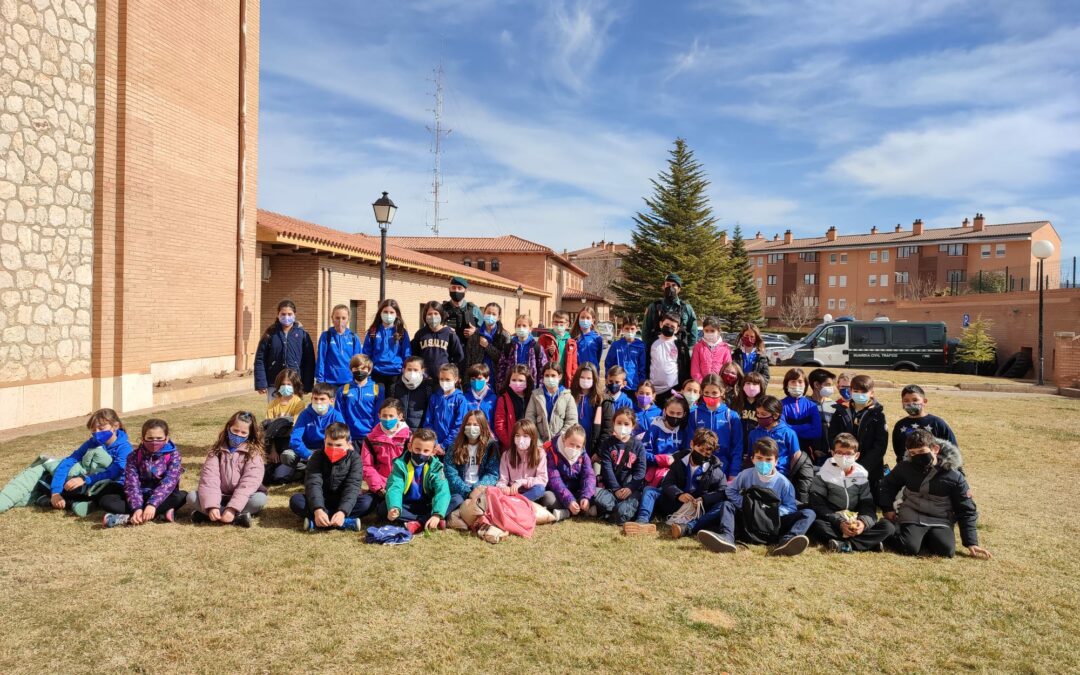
[724,223,762,328]
[613,138,734,318]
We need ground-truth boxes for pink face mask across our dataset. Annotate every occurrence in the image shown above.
[509,381,527,394]
[743,384,761,398]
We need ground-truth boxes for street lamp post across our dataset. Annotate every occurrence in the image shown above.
[372,191,397,302]
[1032,240,1055,386]
[515,285,524,318]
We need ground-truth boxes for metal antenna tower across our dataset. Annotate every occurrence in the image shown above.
[426,64,451,236]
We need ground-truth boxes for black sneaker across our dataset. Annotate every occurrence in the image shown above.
[696,530,736,553]
[234,512,253,528]
[190,511,210,524]
[827,539,853,553]
[769,535,810,556]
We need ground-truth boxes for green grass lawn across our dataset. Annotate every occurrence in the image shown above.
[1,387,1079,674]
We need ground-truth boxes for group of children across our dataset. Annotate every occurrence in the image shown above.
[6,298,991,559]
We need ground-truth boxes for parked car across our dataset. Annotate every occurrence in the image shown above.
[778,320,949,371]
[764,340,791,365]
[761,333,792,344]
[596,321,615,345]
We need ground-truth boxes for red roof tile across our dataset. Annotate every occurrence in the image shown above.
[387,234,589,276]
[561,289,611,303]
[744,220,1052,252]
[256,210,548,296]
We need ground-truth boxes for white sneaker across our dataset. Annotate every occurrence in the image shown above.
[552,509,571,522]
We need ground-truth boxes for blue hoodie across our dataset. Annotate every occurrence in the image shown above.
[423,388,468,449]
[642,418,689,466]
[289,405,346,460]
[575,330,603,370]
[726,467,798,517]
[605,337,646,391]
[688,403,744,478]
[315,327,363,386]
[362,326,412,377]
[781,395,823,451]
[337,379,384,441]
[634,404,662,436]
[50,429,134,495]
[463,386,498,428]
[747,420,801,474]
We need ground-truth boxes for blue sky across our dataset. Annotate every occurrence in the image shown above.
[258,0,1080,271]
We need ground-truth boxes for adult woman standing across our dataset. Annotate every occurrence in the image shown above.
[254,299,316,398]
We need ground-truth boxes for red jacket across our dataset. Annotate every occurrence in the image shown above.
[361,423,411,493]
[537,331,578,386]
[494,392,526,453]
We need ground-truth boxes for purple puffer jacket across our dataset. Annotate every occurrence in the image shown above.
[543,435,596,508]
[124,441,183,510]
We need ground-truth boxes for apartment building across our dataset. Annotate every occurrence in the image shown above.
[566,239,630,303]
[745,215,1062,326]
[387,235,610,324]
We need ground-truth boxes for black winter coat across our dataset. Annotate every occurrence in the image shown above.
[661,450,729,508]
[391,378,434,431]
[828,400,889,476]
[304,448,363,516]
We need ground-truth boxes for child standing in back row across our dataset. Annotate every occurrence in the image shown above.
[572,306,603,371]
[412,301,465,381]
[362,298,412,392]
[316,304,362,387]
[605,315,645,392]
[690,316,732,382]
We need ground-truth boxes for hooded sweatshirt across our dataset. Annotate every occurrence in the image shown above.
[50,429,134,495]
[543,435,597,507]
[315,327,362,386]
[123,440,183,510]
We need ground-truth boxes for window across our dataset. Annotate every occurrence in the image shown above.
[898,246,919,258]
[830,253,837,264]
[803,273,817,285]
[476,259,486,271]
[981,244,991,259]
[756,278,762,288]
[867,298,876,304]
[869,251,878,263]
[463,258,472,267]
[880,274,888,288]
[895,271,910,284]
[869,275,877,287]
[766,296,777,307]
[803,295,819,307]
[799,252,819,262]
[840,253,848,264]
[893,325,927,346]
[838,298,847,309]
[882,250,890,262]
[757,257,763,267]
[879,298,888,303]
[828,275,836,287]
[828,298,836,309]
[839,275,847,288]
[947,269,966,282]
[767,253,785,264]
[816,325,846,347]
[939,243,967,256]
[852,325,887,346]
[996,244,1006,257]
[767,275,777,285]
[491,258,500,272]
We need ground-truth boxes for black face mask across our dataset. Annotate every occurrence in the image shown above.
[660,325,676,337]
[693,452,712,466]
[910,453,934,470]
[353,369,369,382]
[449,291,465,303]
[664,414,683,428]
[664,286,678,300]
[410,452,431,466]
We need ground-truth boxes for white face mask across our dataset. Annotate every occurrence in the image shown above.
[463,425,481,440]
[559,439,584,465]
[402,371,423,389]
[835,455,856,471]
[440,380,456,393]
[579,377,594,390]
[614,424,633,439]
[381,312,396,325]
[820,386,835,398]
[515,327,530,340]
[621,331,635,341]
[788,385,805,397]
[544,376,560,390]
[514,436,532,451]
[702,332,721,345]
[683,392,700,406]
[312,403,330,415]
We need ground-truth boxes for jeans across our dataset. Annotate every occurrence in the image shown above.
[593,488,640,524]
[377,498,437,522]
[447,493,465,515]
[186,490,268,515]
[269,449,306,484]
[685,500,729,536]
[708,501,816,543]
[634,486,676,523]
[517,484,545,503]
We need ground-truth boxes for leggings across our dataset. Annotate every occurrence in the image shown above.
[895,523,957,558]
[100,489,188,515]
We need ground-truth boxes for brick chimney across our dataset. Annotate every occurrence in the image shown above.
[912,219,923,236]
[773,233,780,241]
[720,232,728,246]
[755,231,763,240]
[894,223,902,233]
[973,213,985,232]
[871,226,878,235]
[961,218,970,228]
[783,229,793,244]
[608,241,615,251]
[826,226,837,242]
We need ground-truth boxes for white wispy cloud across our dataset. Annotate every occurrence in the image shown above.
[541,0,619,94]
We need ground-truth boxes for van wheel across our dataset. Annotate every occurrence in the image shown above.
[893,363,916,371]
[801,361,822,367]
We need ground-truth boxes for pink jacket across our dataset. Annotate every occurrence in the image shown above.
[196,448,265,513]
[361,423,411,492]
[480,486,536,539]
[497,448,548,490]
[690,340,732,382]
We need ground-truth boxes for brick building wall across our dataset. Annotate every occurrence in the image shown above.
[1051,333,1080,389]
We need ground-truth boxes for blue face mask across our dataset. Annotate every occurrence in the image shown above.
[483,314,498,326]
[607,383,622,395]
[471,379,487,393]
[839,387,852,400]
[227,432,247,451]
[278,385,294,398]
[92,429,113,446]
[579,319,592,330]
[380,418,397,432]
[279,315,295,327]
[851,392,870,406]
[755,460,774,476]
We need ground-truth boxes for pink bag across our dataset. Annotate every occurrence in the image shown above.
[481,487,537,539]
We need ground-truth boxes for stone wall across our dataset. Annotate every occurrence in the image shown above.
[0,0,96,383]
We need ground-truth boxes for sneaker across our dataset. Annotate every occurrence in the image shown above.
[622,522,657,536]
[827,539,853,553]
[102,513,130,528]
[162,508,175,523]
[234,512,253,528]
[552,508,571,522]
[404,521,422,535]
[587,505,598,517]
[437,518,447,531]
[340,517,360,531]
[770,535,810,557]
[71,501,92,517]
[35,495,52,508]
[191,511,210,524]
[302,517,316,531]
[696,530,737,553]
[669,523,685,539]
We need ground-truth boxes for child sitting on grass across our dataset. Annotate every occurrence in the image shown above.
[664,429,730,541]
[357,398,411,519]
[595,407,646,526]
[289,422,364,531]
[541,424,596,521]
[497,419,548,503]
[880,429,991,559]
[384,428,451,534]
[102,418,187,527]
[278,382,345,484]
[189,411,267,527]
[828,374,888,503]
[48,408,133,516]
[809,432,894,552]
[891,384,958,465]
[695,437,815,556]
[444,410,501,515]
